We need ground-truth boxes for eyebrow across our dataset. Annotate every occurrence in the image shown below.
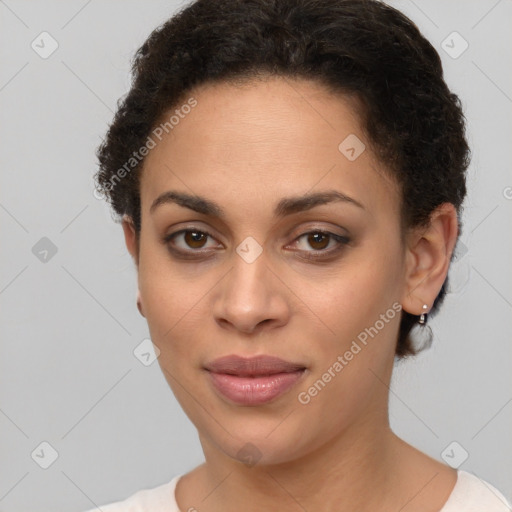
[149,189,365,218]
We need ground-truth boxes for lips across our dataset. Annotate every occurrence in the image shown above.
[204,355,306,376]
[204,355,307,406]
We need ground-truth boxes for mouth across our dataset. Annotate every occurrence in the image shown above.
[204,354,306,375]
[204,355,307,406]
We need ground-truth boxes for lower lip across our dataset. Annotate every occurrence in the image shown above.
[207,370,306,406]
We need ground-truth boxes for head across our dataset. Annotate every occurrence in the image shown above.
[95,0,469,467]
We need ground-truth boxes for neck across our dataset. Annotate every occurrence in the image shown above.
[197,407,403,512]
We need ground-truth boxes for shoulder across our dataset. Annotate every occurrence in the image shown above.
[441,470,511,512]
[82,475,182,512]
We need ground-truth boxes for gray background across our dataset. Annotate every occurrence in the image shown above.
[0,1,511,510]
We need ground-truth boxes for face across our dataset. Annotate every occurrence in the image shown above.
[128,77,410,467]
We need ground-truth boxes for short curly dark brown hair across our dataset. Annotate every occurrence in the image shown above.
[94,0,470,357]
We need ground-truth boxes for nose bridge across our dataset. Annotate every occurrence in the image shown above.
[213,239,288,332]
[227,242,271,308]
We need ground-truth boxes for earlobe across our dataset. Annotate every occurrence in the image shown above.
[136,288,145,317]
[401,203,459,316]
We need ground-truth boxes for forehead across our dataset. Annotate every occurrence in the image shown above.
[140,77,400,221]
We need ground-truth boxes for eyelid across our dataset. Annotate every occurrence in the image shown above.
[286,223,350,242]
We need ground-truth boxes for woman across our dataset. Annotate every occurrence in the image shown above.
[87,0,511,510]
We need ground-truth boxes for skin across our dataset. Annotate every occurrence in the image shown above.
[122,76,459,512]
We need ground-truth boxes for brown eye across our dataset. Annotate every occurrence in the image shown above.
[290,230,350,260]
[163,228,220,256]
[184,231,208,249]
[306,232,330,250]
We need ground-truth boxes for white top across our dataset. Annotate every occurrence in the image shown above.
[84,470,511,512]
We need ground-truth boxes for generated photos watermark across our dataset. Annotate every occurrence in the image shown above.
[93,96,198,199]
[297,301,403,405]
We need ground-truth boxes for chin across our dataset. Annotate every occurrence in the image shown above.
[199,412,320,468]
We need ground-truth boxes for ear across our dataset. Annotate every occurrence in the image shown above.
[401,203,459,316]
[121,214,139,267]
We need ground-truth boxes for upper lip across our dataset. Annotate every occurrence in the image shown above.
[204,355,306,376]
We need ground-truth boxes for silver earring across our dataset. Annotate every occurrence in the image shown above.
[418,304,428,325]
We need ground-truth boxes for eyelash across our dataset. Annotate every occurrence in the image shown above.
[162,227,351,261]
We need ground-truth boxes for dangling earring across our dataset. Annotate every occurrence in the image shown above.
[418,304,428,325]
[136,289,145,317]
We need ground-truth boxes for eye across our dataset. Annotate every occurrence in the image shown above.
[164,229,220,254]
[290,230,350,258]
[163,227,350,260]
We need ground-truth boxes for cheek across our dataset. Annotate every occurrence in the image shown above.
[312,253,402,342]
[137,246,204,357]
[293,263,401,430]
[139,261,209,413]
[300,240,403,405]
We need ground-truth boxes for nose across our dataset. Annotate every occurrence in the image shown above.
[212,250,290,335]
